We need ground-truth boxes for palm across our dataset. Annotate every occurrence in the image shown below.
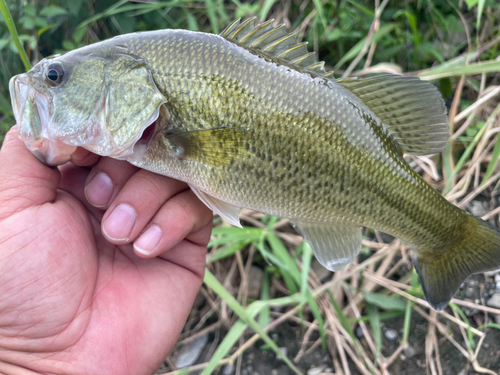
[0,128,211,374]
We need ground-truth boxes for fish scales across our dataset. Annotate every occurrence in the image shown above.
[9,19,500,310]
[125,30,462,245]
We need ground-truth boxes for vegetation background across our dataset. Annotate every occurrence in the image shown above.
[1,0,500,374]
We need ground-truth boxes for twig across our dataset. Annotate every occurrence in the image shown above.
[342,0,390,78]
[454,86,500,124]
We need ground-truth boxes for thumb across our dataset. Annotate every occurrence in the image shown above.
[0,126,60,221]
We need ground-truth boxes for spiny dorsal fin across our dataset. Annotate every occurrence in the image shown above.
[338,74,449,156]
[220,18,330,77]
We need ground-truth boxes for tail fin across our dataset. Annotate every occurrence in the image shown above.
[414,215,500,310]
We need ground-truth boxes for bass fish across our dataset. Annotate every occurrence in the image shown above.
[9,18,500,310]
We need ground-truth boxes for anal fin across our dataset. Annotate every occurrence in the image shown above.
[189,185,242,228]
[292,221,362,271]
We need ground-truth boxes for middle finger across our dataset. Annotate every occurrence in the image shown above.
[100,169,189,244]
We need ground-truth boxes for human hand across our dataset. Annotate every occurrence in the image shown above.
[0,126,213,374]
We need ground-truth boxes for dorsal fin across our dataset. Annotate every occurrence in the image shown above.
[338,75,450,156]
[220,18,330,77]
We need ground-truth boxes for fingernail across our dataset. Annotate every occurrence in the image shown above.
[71,147,89,162]
[103,204,137,241]
[134,225,162,255]
[85,172,113,207]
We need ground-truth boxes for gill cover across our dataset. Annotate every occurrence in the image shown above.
[99,53,167,158]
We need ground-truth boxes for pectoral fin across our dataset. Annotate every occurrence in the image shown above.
[165,127,245,167]
[189,185,242,228]
[292,221,362,271]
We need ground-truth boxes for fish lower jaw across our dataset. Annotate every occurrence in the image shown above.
[24,138,77,166]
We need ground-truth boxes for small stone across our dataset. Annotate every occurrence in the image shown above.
[271,370,278,375]
[277,347,288,361]
[174,334,209,368]
[384,329,398,341]
[355,326,364,338]
[223,364,235,375]
[247,266,264,299]
[307,366,326,375]
[404,346,416,358]
[469,201,488,217]
[487,294,500,309]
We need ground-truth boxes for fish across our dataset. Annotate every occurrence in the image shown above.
[9,17,500,310]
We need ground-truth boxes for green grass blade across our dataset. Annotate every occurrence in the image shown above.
[366,303,381,363]
[259,0,278,20]
[266,234,300,293]
[347,0,375,17]
[266,235,325,344]
[203,270,303,375]
[442,144,454,195]
[402,300,412,347]
[478,323,500,331]
[363,291,406,311]
[482,132,500,185]
[449,302,475,350]
[419,60,500,80]
[300,242,312,296]
[335,23,396,69]
[258,269,271,328]
[0,0,31,70]
[202,293,305,375]
[477,0,485,31]
[211,226,264,237]
[311,0,328,29]
[201,301,264,375]
[305,291,326,346]
[204,0,219,34]
[207,240,251,263]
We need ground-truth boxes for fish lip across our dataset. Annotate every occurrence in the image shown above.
[10,73,73,166]
[9,74,28,125]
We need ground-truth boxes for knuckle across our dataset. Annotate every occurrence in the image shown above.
[170,195,193,222]
[3,127,19,145]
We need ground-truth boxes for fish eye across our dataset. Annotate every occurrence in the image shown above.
[45,63,64,86]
